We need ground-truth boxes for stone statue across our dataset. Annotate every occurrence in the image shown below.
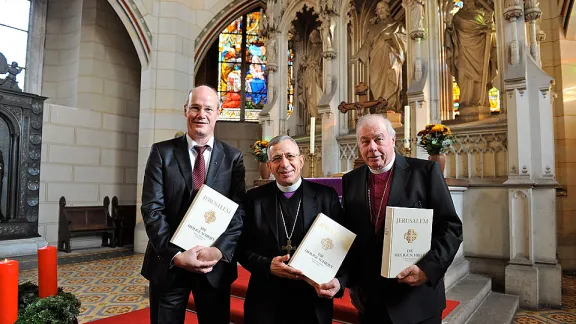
[410,0,425,34]
[300,30,324,118]
[0,149,4,219]
[445,0,497,109]
[351,0,407,111]
[0,52,23,91]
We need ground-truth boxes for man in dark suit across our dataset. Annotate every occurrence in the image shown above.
[237,135,346,324]
[342,114,462,324]
[141,85,246,324]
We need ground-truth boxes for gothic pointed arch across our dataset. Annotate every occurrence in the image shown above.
[106,0,152,67]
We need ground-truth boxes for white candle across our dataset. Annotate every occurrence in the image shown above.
[310,116,315,154]
[404,105,410,149]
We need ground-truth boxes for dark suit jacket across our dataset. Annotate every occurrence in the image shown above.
[237,180,347,324]
[342,154,462,323]
[140,135,246,289]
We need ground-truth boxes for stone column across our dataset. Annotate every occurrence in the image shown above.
[501,0,561,308]
[134,1,194,253]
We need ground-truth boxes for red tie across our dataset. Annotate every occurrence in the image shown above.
[193,145,208,193]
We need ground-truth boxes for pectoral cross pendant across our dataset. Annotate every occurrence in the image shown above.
[282,239,296,255]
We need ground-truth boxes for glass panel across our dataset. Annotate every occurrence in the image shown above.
[0,25,28,67]
[452,77,460,113]
[244,108,262,122]
[451,0,463,15]
[287,48,295,116]
[219,34,243,63]
[222,16,243,34]
[246,11,261,35]
[0,0,31,31]
[218,63,241,93]
[245,35,266,63]
[488,87,500,113]
[220,91,242,121]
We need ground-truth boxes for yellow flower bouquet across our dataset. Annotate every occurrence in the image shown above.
[417,124,455,155]
[249,140,269,163]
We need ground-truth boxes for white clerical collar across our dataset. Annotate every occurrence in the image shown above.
[368,155,395,174]
[276,177,302,192]
[186,133,214,151]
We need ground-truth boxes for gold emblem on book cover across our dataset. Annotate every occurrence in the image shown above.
[321,238,334,250]
[404,229,418,243]
[204,210,216,224]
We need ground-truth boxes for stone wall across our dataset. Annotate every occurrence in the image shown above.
[541,0,576,270]
[38,104,139,245]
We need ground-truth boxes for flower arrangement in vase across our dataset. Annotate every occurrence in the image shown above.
[250,140,270,179]
[417,124,455,172]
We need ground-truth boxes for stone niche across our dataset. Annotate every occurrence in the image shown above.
[0,88,46,240]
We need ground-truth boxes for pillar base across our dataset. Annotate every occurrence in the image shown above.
[458,105,491,122]
[505,263,539,309]
[536,263,562,307]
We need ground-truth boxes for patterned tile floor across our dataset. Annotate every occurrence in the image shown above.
[17,252,576,323]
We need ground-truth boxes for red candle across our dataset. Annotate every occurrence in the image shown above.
[38,246,58,298]
[0,258,18,324]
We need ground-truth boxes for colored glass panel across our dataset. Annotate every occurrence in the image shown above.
[246,11,261,35]
[287,48,295,116]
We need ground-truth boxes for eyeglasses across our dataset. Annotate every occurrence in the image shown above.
[187,104,216,115]
[269,153,300,163]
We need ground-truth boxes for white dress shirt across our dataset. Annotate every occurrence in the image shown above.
[186,133,214,178]
[368,154,395,174]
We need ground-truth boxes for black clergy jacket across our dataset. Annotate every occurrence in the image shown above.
[342,154,463,324]
[140,135,246,289]
[237,179,348,324]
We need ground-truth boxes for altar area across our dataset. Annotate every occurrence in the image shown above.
[248,0,561,315]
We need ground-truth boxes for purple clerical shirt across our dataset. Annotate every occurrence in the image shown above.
[369,170,393,233]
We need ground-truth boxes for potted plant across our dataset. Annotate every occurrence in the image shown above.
[417,124,455,173]
[249,140,270,179]
[17,282,81,324]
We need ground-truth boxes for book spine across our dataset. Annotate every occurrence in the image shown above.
[381,209,394,277]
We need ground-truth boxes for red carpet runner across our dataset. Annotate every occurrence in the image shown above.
[93,266,460,323]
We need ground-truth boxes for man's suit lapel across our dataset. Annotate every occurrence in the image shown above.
[387,154,411,207]
[302,180,318,230]
[205,140,224,187]
[261,184,279,244]
[173,136,193,193]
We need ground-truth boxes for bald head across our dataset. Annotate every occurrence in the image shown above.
[187,85,218,107]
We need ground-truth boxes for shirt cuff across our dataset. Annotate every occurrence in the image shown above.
[169,251,181,269]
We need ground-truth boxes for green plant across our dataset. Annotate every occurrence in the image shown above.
[417,124,455,155]
[16,282,81,324]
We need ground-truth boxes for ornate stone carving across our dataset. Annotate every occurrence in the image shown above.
[524,0,541,22]
[259,0,285,38]
[503,0,523,21]
[0,52,23,92]
[408,0,425,40]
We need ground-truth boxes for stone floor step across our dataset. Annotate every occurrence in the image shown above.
[464,292,519,324]
[442,274,492,324]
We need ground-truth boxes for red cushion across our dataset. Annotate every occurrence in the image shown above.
[231,266,250,298]
[334,289,359,323]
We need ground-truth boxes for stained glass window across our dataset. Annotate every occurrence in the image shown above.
[0,0,31,89]
[287,48,295,117]
[217,10,267,122]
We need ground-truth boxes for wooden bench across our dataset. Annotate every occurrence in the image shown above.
[111,196,136,247]
[57,196,116,253]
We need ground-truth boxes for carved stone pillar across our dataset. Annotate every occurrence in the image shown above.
[502,1,561,308]
[524,0,542,65]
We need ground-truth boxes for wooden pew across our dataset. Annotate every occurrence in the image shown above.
[111,196,136,247]
[57,196,116,253]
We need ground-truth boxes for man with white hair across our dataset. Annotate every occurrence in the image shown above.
[341,114,462,324]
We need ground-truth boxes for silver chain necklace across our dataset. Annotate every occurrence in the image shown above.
[367,169,393,226]
[279,197,302,254]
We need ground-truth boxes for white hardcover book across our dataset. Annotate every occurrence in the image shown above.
[288,213,356,284]
[381,206,433,278]
[170,184,239,251]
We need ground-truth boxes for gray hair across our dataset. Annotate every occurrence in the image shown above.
[267,135,301,159]
[355,114,396,140]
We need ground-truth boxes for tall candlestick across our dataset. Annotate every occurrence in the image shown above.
[404,105,410,149]
[0,259,18,324]
[38,246,58,298]
[310,116,316,154]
